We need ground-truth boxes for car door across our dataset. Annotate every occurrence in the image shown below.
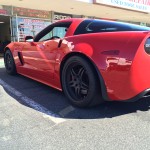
[20,22,71,84]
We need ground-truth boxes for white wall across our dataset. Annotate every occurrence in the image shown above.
[76,0,92,3]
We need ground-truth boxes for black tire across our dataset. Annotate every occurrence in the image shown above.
[62,56,103,107]
[4,49,17,75]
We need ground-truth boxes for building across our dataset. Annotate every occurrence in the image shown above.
[0,0,150,43]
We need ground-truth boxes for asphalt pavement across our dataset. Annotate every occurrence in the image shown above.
[0,57,150,150]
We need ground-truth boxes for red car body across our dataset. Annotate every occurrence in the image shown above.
[4,18,150,107]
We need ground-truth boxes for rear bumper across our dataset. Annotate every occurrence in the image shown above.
[120,88,150,102]
[99,42,150,101]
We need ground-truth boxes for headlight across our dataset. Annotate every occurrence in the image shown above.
[144,37,150,54]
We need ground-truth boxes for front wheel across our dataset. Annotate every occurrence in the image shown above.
[4,49,17,75]
[62,56,103,107]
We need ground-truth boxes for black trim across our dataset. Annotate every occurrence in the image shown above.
[121,89,150,102]
[18,52,24,65]
[91,61,110,101]
[58,39,62,48]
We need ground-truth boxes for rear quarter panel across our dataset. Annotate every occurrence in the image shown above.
[56,31,148,100]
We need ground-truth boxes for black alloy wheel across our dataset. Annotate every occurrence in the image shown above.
[4,50,17,75]
[62,56,103,107]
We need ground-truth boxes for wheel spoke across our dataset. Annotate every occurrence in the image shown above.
[70,68,77,78]
[81,81,88,90]
[69,80,75,87]
[70,66,89,98]
[75,86,80,96]
[80,81,88,95]
[69,68,77,88]
[65,61,90,101]
[78,67,85,77]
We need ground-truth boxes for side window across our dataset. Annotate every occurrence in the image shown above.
[39,27,67,41]
[74,20,150,35]
[86,22,118,32]
[34,21,72,42]
[53,27,67,38]
[74,20,125,35]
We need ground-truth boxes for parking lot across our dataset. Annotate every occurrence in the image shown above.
[0,57,150,150]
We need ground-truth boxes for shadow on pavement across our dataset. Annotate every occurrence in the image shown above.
[0,67,150,120]
[0,53,4,58]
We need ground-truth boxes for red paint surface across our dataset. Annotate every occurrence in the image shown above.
[5,18,150,101]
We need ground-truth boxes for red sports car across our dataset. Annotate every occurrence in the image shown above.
[4,18,150,107]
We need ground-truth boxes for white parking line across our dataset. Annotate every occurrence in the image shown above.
[0,59,4,68]
[0,79,66,124]
[59,106,75,117]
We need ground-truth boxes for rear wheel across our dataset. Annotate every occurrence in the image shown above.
[4,49,17,75]
[62,56,103,107]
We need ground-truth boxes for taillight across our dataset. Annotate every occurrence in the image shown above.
[144,37,150,54]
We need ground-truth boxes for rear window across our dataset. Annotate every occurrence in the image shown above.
[74,20,150,35]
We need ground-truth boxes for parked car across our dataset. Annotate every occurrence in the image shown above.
[4,18,150,107]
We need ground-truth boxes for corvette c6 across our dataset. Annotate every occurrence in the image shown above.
[4,18,150,107]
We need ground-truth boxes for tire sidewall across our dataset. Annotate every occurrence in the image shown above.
[4,50,16,75]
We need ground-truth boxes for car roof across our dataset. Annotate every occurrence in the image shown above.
[55,18,85,23]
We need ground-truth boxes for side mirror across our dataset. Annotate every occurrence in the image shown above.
[25,36,33,42]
